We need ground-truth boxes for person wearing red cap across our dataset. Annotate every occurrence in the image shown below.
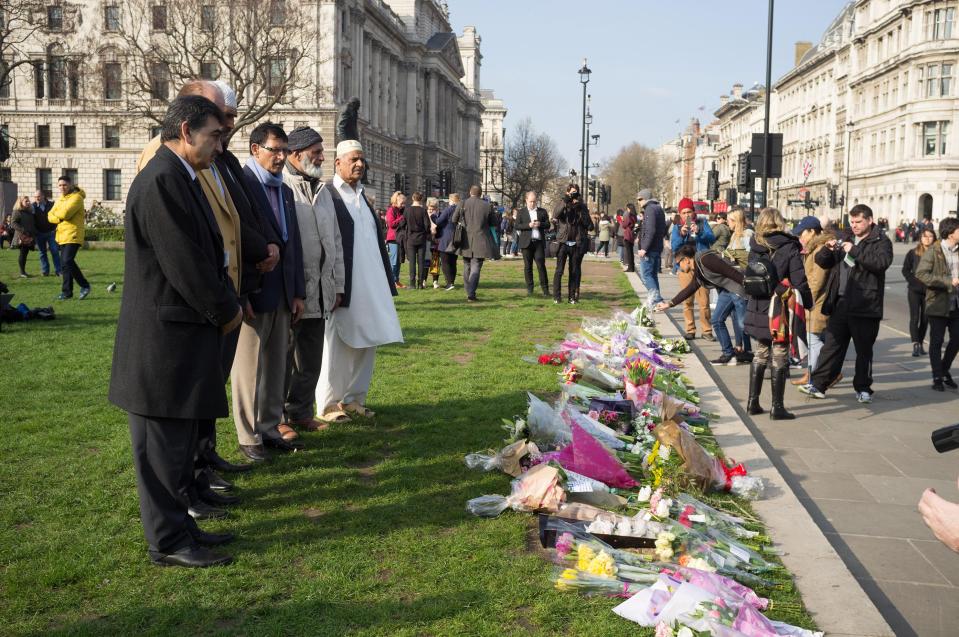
[668,198,715,339]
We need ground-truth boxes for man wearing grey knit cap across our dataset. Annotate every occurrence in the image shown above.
[281,127,345,432]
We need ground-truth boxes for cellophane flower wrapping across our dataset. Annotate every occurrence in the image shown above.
[526,392,572,449]
[565,406,626,450]
[466,463,566,518]
[548,421,638,489]
[464,440,538,477]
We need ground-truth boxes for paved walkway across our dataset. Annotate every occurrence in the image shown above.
[637,264,959,637]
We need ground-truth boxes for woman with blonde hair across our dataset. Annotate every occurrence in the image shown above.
[708,208,753,365]
[743,208,812,420]
[385,190,406,288]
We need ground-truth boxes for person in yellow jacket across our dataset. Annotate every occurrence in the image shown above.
[48,174,90,299]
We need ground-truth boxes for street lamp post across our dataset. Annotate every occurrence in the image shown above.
[761,0,775,208]
[578,59,591,193]
[844,120,854,228]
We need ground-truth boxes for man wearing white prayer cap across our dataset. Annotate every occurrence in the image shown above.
[312,139,402,422]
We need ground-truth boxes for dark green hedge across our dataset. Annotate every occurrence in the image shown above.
[86,227,125,242]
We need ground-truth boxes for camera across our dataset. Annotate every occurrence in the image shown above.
[932,424,959,453]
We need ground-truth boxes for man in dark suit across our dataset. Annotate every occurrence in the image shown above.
[231,122,306,458]
[515,190,550,297]
[109,96,242,568]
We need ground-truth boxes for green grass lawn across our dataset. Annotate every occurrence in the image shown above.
[0,248,811,636]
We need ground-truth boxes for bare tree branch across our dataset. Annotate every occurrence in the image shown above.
[600,142,668,211]
[502,118,564,209]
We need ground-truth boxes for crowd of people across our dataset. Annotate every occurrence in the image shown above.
[108,80,403,569]
[1,183,90,299]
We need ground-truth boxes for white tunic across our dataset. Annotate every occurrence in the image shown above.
[328,175,403,349]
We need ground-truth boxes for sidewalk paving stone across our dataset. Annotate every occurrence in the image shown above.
[629,265,959,637]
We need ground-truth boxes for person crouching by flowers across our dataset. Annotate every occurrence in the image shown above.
[654,243,747,366]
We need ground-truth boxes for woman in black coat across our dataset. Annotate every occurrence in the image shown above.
[744,208,813,420]
[10,196,37,278]
[902,227,935,357]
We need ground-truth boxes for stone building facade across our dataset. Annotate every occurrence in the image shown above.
[672,0,959,226]
[479,89,506,203]
[0,0,488,211]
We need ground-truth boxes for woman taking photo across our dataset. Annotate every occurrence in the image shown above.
[385,191,406,288]
[709,208,753,365]
[744,208,812,420]
[916,218,959,391]
[903,227,935,357]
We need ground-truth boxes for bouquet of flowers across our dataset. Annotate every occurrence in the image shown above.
[660,337,691,354]
[466,463,566,517]
[540,421,638,488]
[537,351,569,366]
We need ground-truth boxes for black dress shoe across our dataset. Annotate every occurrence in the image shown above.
[188,501,230,521]
[239,444,268,462]
[203,468,235,491]
[198,487,241,506]
[190,529,235,547]
[263,436,303,452]
[945,373,958,389]
[205,450,253,473]
[152,546,232,568]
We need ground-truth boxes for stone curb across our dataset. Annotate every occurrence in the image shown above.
[623,271,894,637]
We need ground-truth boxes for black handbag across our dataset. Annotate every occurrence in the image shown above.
[452,222,466,249]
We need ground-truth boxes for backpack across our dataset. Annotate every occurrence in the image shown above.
[694,250,746,297]
[743,250,778,299]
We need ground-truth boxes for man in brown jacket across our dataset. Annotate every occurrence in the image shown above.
[793,216,835,387]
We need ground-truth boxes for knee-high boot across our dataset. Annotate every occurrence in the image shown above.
[746,361,766,415]
[770,363,796,420]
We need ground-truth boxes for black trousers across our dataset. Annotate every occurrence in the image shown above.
[553,243,581,301]
[192,326,239,491]
[521,240,549,293]
[623,241,636,272]
[929,310,959,379]
[18,244,30,274]
[810,304,880,394]
[129,413,198,556]
[440,251,457,286]
[908,289,928,344]
[60,243,89,296]
[284,316,325,421]
[408,244,427,285]
[572,245,587,298]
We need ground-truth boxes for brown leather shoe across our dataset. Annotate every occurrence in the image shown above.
[276,423,299,441]
[790,371,809,386]
[289,417,330,432]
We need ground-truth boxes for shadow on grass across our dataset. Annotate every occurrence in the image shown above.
[33,590,487,636]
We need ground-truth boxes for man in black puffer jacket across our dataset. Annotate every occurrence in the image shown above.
[800,204,893,403]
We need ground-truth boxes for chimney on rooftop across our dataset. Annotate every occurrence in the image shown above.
[795,41,813,66]
[732,83,743,99]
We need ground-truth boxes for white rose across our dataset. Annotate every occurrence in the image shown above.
[638,485,652,502]
[677,628,694,637]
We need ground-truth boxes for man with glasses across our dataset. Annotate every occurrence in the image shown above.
[232,122,306,456]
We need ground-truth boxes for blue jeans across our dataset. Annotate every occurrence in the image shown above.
[639,252,663,303]
[36,231,61,275]
[807,330,824,376]
[387,242,400,282]
[463,257,484,299]
[711,290,750,356]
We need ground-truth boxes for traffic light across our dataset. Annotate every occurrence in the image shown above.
[828,186,837,209]
[603,185,611,205]
[736,153,750,192]
[393,173,402,192]
[706,170,719,201]
[804,190,811,207]
[726,188,737,205]
[589,180,597,200]
[439,170,448,195]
